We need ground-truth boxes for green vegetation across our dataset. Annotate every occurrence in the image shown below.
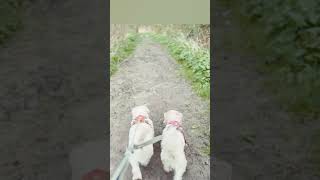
[200,145,210,156]
[148,33,210,99]
[229,0,320,118]
[0,0,24,45]
[110,33,141,75]
[220,0,320,174]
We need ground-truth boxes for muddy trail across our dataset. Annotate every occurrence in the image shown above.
[110,38,210,179]
[0,0,107,180]
[213,4,320,180]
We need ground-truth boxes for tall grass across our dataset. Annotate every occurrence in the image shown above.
[110,33,140,75]
[148,24,210,49]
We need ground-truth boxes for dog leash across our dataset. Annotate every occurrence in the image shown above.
[133,135,162,149]
[111,135,163,180]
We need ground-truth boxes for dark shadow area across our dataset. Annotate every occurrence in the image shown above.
[0,0,109,179]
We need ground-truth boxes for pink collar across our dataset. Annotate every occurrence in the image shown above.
[167,120,182,128]
[167,120,186,144]
[131,115,151,126]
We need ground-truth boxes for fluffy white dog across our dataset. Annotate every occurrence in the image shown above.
[128,105,154,180]
[161,110,187,180]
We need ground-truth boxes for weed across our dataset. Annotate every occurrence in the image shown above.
[201,145,210,156]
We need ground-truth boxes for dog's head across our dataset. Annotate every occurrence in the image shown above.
[163,110,183,124]
[131,105,150,120]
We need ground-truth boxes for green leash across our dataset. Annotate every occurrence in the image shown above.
[111,135,163,180]
[133,135,163,149]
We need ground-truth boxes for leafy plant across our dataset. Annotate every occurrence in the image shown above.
[149,33,210,99]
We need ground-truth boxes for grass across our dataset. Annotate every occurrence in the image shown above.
[110,33,141,75]
[190,122,210,156]
[200,145,210,156]
[147,33,210,99]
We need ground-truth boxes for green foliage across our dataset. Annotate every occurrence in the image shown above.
[201,145,210,156]
[0,0,24,45]
[228,0,320,173]
[110,33,140,75]
[149,33,210,99]
[235,0,320,117]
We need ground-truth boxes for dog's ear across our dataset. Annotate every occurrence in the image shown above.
[174,111,183,123]
[143,105,150,114]
[163,112,167,124]
[131,107,137,116]
[179,112,183,120]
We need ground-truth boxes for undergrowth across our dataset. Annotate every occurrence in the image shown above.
[229,0,320,119]
[220,0,320,174]
[0,0,24,45]
[110,33,141,75]
[147,33,210,99]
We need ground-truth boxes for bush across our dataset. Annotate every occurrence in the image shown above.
[236,0,320,117]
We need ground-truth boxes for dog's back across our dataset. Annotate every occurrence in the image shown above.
[129,123,154,165]
[161,127,187,180]
[162,127,185,152]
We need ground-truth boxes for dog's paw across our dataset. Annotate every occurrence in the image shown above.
[132,177,142,180]
[132,172,142,180]
[163,165,172,173]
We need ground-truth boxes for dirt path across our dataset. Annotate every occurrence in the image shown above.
[110,38,210,179]
[213,4,320,180]
[0,0,107,179]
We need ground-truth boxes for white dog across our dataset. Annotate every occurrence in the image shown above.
[128,105,154,180]
[161,110,187,180]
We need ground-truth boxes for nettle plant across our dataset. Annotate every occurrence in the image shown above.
[243,0,320,116]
